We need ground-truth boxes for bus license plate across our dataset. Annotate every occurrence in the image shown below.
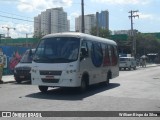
[45,75,54,79]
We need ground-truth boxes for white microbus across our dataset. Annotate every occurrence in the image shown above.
[31,32,119,92]
[119,57,136,70]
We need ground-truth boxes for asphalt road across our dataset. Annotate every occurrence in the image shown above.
[0,66,160,120]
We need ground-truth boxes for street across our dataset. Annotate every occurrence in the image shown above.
[0,66,160,119]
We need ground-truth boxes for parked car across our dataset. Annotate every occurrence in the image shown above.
[119,57,136,70]
[14,49,35,83]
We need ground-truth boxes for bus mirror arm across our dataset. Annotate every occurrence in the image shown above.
[80,55,84,61]
[80,52,88,61]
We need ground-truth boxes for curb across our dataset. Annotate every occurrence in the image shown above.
[137,64,160,68]
[1,80,15,84]
[146,64,160,68]
[0,75,15,84]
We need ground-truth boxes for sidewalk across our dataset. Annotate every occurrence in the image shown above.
[0,64,160,84]
[1,75,15,84]
[138,63,160,68]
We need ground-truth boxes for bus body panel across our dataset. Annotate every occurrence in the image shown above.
[32,61,81,87]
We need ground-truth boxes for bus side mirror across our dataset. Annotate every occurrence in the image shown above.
[80,48,88,61]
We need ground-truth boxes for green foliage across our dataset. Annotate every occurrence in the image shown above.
[135,33,160,55]
[90,27,111,38]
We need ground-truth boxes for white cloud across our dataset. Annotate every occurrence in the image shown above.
[17,0,72,12]
[0,22,33,38]
[68,12,80,31]
[68,12,80,20]
[16,24,33,33]
[139,13,153,20]
[91,0,150,5]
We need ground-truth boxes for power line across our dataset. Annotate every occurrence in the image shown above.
[0,14,34,22]
[0,10,34,20]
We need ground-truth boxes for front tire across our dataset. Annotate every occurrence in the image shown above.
[15,78,22,84]
[128,66,131,70]
[38,86,48,93]
[79,79,87,93]
[133,66,136,70]
[106,73,111,86]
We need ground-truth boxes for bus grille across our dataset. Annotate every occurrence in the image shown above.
[39,70,62,75]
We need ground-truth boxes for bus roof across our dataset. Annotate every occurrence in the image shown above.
[42,32,117,45]
[119,57,135,59]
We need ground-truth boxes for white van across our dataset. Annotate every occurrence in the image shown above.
[14,49,35,83]
[119,57,136,70]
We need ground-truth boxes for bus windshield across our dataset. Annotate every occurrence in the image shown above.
[33,37,80,63]
[120,58,128,62]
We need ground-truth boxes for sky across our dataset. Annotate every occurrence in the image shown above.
[0,0,160,38]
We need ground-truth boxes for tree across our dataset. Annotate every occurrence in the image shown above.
[90,27,111,38]
[135,33,160,56]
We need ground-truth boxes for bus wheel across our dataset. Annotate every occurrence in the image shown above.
[79,80,87,93]
[38,86,48,93]
[106,73,110,86]
[133,66,136,70]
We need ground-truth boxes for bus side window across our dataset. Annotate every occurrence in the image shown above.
[80,41,89,60]
[103,44,111,66]
[111,46,118,66]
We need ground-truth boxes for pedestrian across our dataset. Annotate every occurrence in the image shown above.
[140,58,143,67]
[143,58,146,67]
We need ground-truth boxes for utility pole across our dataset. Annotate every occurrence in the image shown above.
[128,10,139,58]
[2,26,16,38]
[96,12,99,36]
[26,33,33,47]
[81,0,85,33]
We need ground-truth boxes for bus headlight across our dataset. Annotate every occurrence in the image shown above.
[32,69,36,73]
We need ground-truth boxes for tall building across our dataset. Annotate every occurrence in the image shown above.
[34,14,41,37]
[34,7,70,37]
[51,8,69,33]
[75,14,96,34]
[41,9,51,36]
[96,10,109,30]
[75,10,109,34]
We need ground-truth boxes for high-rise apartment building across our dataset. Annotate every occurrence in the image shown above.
[34,7,70,37]
[75,10,109,34]
[34,14,41,37]
[51,8,69,33]
[41,9,51,35]
[75,14,96,34]
[96,10,109,30]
